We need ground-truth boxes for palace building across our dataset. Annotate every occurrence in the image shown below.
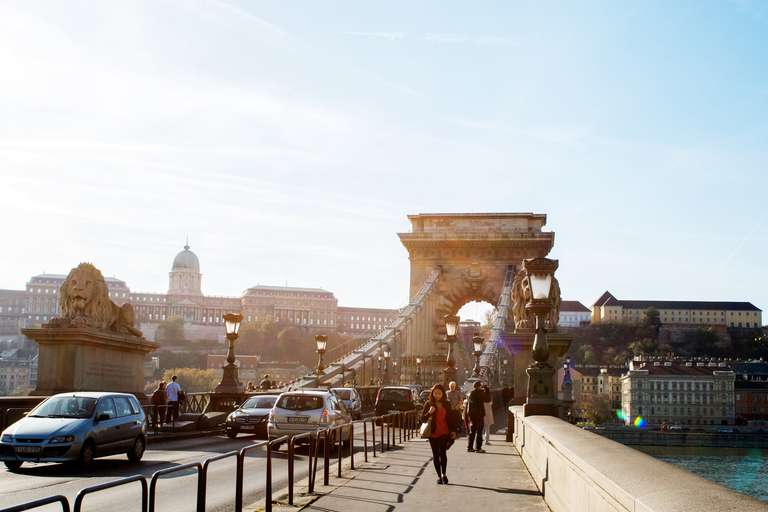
[12,244,394,341]
[591,291,762,328]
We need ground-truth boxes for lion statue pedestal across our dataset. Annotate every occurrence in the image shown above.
[22,263,160,402]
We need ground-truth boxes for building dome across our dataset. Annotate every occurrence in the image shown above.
[172,245,200,271]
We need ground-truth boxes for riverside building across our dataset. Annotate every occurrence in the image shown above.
[621,356,735,426]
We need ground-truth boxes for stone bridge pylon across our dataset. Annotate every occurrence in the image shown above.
[299,212,570,394]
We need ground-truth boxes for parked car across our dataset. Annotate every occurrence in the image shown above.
[332,388,363,420]
[0,392,147,470]
[225,393,280,439]
[374,386,418,418]
[419,390,431,402]
[267,390,352,448]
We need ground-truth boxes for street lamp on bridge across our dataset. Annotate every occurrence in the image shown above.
[443,314,459,387]
[315,334,328,375]
[383,346,391,385]
[523,257,559,417]
[415,355,422,387]
[472,335,484,378]
[215,313,244,393]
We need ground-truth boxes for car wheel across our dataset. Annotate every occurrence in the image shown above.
[271,442,283,451]
[226,430,238,439]
[127,436,145,462]
[4,461,22,471]
[79,440,95,468]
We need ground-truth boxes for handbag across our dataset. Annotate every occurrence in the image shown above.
[419,420,432,439]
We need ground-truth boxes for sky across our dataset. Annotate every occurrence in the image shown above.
[1,1,767,319]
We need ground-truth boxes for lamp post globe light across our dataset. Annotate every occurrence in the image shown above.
[383,347,391,385]
[443,314,459,387]
[315,334,328,375]
[472,335,484,378]
[522,257,559,417]
[415,355,422,387]
[214,313,245,394]
[393,360,398,385]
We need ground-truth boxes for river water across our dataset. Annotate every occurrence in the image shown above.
[633,445,768,503]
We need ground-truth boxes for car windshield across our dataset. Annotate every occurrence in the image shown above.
[379,389,410,402]
[334,389,352,400]
[241,396,278,409]
[276,395,324,411]
[31,396,98,418]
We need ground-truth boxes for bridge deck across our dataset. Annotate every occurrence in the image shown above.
[271,408,547,512]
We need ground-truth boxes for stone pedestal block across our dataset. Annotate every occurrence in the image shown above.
[22,327,160,401]
[508,331,572,402]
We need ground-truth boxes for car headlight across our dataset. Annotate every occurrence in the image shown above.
[2,434,12,443]
[50,436,75,443]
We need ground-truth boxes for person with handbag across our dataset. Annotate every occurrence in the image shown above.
[421,384,457,485]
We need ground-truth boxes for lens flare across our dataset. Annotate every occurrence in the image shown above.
[634,417,647,428]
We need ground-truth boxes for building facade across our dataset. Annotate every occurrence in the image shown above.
[591,291,762,328]
[16,245,394,339]
[558,300,591,328]
[620,357,735,426]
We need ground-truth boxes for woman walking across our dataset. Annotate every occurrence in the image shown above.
[422,384,457,485]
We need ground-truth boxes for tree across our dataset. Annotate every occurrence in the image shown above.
[161,368,218,393]
[157,316,186,344]
[581,394,615,426]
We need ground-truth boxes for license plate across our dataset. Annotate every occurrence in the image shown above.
[241,425,255,430]
[388,410,399,414]
[287,417,309,423]
[15,446,41,454]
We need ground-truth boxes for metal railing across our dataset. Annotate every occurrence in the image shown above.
[5,411,421,512]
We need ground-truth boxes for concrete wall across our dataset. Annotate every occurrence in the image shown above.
[509,406,768,512]
[594,428,768,448]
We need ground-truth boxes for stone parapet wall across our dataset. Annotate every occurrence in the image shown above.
[509,406,768,511]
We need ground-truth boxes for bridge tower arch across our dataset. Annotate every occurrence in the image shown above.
[397,213,558,386]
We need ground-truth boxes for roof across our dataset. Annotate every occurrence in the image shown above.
[560,301,589,312]
[172,245,200,271]
[243,285,333,295]
[633,362,733,376]
[28,273,127,285]
[591,291,761,312]
[729,362,768,376]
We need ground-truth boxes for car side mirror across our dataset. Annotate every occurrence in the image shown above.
[96,414,111,422]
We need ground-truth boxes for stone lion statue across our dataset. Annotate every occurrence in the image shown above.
[50,262,143,337]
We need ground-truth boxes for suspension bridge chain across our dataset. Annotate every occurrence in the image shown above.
[297,267,442,387]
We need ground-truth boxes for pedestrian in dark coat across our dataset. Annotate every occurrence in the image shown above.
[422,383,457,485]
[466,381,491,453]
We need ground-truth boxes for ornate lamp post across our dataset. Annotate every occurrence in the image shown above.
[214,313,245,393]
[415,355,422,387]
[383,347,391,385]
[443,314,459,387]
[315,334,328,375]
[562,356,575,422]
[523,257,559,416]
[472,335,484,377]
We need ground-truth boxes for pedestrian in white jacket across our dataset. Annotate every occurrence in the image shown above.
[482,385,494,444]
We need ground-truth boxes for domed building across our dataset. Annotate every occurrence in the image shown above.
[169,244,202,296]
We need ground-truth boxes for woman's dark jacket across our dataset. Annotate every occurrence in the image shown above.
[421,400,457,435]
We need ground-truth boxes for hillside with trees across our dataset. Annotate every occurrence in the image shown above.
[566,307,768,365]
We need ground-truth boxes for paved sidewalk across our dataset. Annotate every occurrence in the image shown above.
[287,414,549,512]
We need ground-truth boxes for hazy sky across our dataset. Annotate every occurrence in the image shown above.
[1,1,767,319]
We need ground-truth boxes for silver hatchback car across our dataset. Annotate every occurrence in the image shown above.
[332,388,362,420]
[268,390,351,448]
[0,391,147,470]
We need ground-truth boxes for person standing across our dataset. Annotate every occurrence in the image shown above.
[466,381,490,453]
[165,375,181,422]
[260,374,271,390]
[445,381,464,435]
[482,385,494,445]
[151,381,168,426]
[422,384,457,485]
[501,385,511,407]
